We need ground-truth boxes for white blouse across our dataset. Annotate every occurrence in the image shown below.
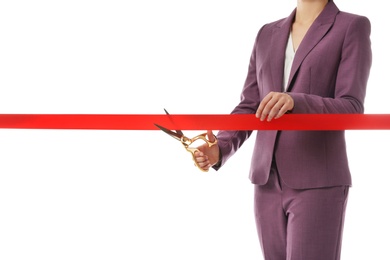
[283,33,296,91]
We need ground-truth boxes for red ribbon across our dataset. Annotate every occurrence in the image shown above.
[0,114,389,130]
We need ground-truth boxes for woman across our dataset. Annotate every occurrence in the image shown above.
[194,0,372,259]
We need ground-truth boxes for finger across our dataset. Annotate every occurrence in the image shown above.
[195,154,208,163]
[261,97,279,121]
[266,99,287,121]
[274,95,294,119]
[256,93,273,119]
[195,157,211,169]
[195,152,209,164]
[265,107,278,122]
[198,162,211,170]
[193,151,211,171]
[206,130,215,142]
[194,151,204,157]
[274,103,290,119]
[255,102,265,119]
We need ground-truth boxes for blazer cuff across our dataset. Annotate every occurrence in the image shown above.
[212,146,223,171]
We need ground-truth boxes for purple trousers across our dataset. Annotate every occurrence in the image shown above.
[254,162,349,260]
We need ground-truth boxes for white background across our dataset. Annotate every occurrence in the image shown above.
[0,1,389,259]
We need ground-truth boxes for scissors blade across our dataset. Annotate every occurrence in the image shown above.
[163,109,184,136]
[154,123,183,141]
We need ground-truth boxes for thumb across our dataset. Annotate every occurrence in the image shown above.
[207,130,215,142]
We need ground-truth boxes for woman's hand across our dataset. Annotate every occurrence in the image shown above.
[256,91,294,121]
[194,130,220,172]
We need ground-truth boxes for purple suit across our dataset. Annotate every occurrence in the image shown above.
[214,1,372,189]
[214,1,372,259]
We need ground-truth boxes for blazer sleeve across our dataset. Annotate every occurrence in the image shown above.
[289,15,372,114]
[212,27,265,170]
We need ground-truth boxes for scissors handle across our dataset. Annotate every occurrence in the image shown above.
[183,133,218,172]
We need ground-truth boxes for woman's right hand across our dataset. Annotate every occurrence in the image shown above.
[194,130,220,172]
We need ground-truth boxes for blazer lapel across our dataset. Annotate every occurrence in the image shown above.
[269,12,295,92]
[286,2,339,91]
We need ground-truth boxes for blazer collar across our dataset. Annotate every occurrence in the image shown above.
[269,1,340,92]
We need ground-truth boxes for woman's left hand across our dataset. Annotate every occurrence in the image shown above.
[255,91,294,121]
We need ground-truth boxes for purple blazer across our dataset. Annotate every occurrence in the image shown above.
[214,1,372,189]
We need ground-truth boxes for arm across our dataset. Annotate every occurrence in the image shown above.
[195,27,264,171]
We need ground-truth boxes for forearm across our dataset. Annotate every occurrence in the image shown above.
[212,129,252,170]
[288,93,364,114]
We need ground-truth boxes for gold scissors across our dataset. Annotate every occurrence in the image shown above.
[154,109,218,172]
